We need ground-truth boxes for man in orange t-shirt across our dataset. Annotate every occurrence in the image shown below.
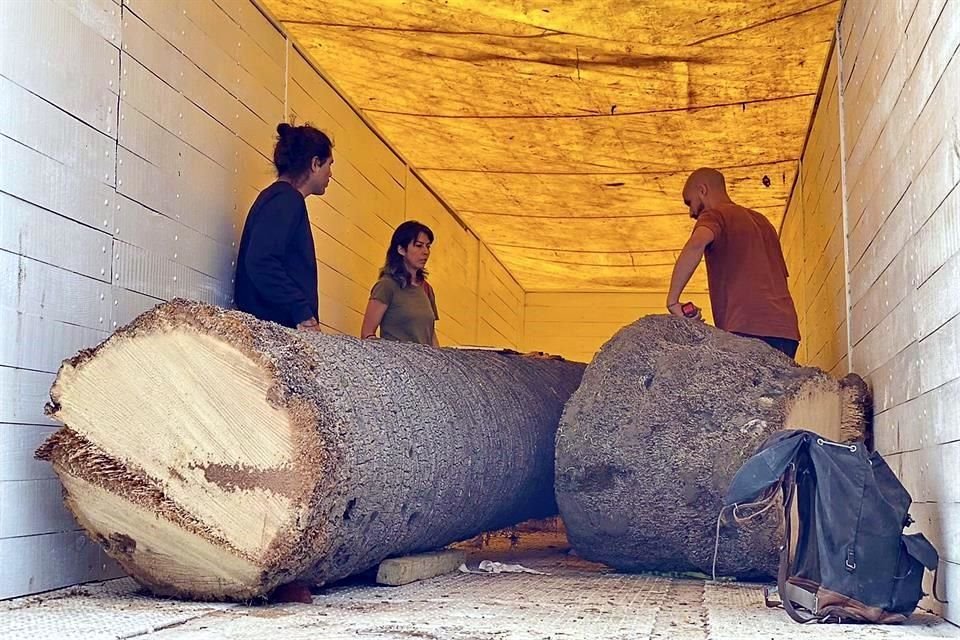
[666,168,800,358]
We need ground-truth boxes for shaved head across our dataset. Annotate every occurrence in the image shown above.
[684,168,727,193]
[682,168,731,219]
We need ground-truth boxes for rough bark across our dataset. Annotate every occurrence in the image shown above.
[555,315,870,579]
[37,300,584,601]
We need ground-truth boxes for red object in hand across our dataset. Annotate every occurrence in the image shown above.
[681,302,699,318]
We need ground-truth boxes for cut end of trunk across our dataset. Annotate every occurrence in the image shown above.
[38,301,325,599]
[783,373,871,444]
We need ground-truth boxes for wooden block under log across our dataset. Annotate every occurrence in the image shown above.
[376,549,466,586]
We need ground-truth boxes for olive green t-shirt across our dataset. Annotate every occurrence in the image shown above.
[370,276,439,345]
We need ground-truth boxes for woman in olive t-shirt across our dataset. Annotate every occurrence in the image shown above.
[360,221,439,346]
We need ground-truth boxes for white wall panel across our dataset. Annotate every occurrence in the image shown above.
[0,252,112,331]
[0,137,116,233]
[0,195,113,283]
[839,0,960,622]
[0,367,56,426]
[0,479,79,539]
[0,309,107,375]
[0,532,123,600]
[118,56,236,170]
[0,425,60,482]
[0,76,116,186]
[184,0,241,61]
[53,0,122,44]
[0,0,119,137]
[121,9,238,133]
[114,241,231,306]
[111,287,163,328]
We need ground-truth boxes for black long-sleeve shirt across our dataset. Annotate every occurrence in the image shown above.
[234,181,318,328]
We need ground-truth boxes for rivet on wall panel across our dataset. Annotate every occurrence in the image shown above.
[173,276,178,282]
[100,294,104,301]
[100,269,105,276]
[113,321,117,327]
[114,274,119,280]
[174,253,178,259]
[115,228,120,234]
[118,180,123,186]
[99,317,103,324]
[114,300,118,306]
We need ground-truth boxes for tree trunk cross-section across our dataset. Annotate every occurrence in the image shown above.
[555,315,870,579]
[37,300,585,601]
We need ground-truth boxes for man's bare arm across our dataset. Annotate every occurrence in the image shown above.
[666,226,715,316]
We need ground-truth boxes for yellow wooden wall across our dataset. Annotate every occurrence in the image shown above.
[523,291,713,363]
[780,46,848,376]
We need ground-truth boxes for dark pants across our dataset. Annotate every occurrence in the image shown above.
[733,332,800,359]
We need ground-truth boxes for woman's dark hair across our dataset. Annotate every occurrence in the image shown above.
[381,221,434,287]
[273,122,333,179]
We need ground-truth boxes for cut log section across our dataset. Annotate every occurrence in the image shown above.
[37,300,585,601]
[555,315,870,579]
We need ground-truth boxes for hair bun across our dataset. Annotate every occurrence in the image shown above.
[276,122,293,137]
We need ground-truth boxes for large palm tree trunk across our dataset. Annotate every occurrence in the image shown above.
[555,315,870,579]
[38,300,584,601]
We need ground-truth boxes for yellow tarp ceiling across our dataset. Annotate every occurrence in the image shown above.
[263,0,838,292]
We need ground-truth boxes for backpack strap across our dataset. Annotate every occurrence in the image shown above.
[778,464,819,624]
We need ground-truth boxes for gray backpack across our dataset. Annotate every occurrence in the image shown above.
[725,430,944,623]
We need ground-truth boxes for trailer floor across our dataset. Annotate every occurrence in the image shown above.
[2,549,958,640]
